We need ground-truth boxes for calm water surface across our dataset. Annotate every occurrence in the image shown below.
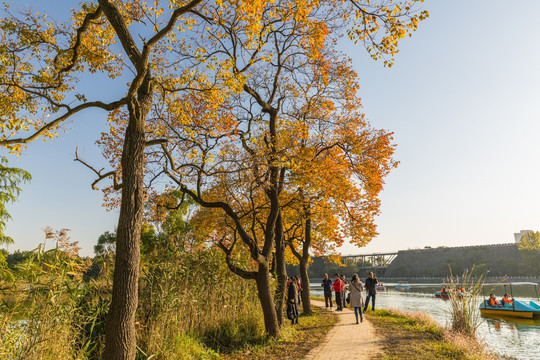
[310,282,540,360]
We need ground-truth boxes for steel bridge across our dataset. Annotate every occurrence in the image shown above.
[340,252,399,276]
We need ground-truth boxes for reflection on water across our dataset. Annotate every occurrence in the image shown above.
[310,282,540,360]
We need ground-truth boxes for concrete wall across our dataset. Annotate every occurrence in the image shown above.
[385,243,521,277]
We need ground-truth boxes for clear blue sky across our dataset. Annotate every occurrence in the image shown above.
[4,0,540,257]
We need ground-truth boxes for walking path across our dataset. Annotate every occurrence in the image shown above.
[304,300,381,360]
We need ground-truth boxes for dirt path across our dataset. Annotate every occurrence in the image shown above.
[304,300,382,360]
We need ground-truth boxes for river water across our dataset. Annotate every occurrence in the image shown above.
[310,281,540,359]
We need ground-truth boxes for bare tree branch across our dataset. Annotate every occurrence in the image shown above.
[74,147,122,190]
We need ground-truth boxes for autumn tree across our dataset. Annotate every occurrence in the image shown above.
[0,0,428,355]
[145,5,344,333]
[0,1,208,358]
[123,0,426,334]
[276,53,396,313]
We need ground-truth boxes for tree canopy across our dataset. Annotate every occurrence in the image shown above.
[0,0,429,357]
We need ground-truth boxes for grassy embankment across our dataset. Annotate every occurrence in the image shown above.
[221,306,336,360]
[0,289,335,360]
[0,230,337,360]
[366,309,498,360]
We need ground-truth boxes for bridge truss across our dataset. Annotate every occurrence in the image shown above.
[340,252,399,270]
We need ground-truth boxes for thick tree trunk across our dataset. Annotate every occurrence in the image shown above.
[103,96,150,359]
[256,261,280,337]
[300,217,312,314]
[274,210,287,326]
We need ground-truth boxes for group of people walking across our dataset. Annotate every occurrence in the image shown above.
[321,271,379,324]
[286,271,379,326]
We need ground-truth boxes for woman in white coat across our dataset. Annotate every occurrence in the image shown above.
[349,274,365,324]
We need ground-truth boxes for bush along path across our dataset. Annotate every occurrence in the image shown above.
[305,300,381,360]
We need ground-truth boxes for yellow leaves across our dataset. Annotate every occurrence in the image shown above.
[347,0,429,67]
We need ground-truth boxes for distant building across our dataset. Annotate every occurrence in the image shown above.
[514,230,532,243]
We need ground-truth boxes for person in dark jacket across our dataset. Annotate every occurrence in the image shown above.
[321,273,333,308]
[287,276,299,324]
[363,272,378,312]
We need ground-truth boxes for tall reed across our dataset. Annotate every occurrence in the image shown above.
[446,267,485,337]
[0,229,107,360]
[1,228,266,359]
[136,244,264,359]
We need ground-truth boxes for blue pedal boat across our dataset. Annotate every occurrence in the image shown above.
[479,282,540,319]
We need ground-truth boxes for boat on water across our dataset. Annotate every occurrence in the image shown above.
[434,291,449,299]
[479,282,540,320]
[394,282,411,291]
[434,287,466,300]
[434,291,463,299]
[376,283,386,292]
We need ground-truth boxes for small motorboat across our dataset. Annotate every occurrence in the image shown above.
[479,282,540,320]
[376,283,386,292]
[394,282,411,291]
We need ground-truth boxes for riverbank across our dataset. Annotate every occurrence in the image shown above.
[365,308,498,360]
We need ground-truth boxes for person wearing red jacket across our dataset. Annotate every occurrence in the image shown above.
[332,273,344,311]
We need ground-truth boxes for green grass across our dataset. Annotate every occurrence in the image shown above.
[221,306,336,360]
[136,333,220,360]
[366,309,497,360]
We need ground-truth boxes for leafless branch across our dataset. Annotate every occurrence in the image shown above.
[74,147,122,190]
